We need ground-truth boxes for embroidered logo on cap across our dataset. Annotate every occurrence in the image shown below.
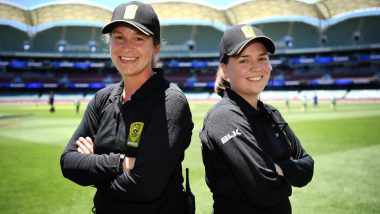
[124,4,138,19]
[127,122,144,148]
[241,26,256,38]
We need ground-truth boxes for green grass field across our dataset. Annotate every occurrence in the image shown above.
[1,101,380,213]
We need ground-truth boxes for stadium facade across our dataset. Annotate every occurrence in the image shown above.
[0,0,380,99]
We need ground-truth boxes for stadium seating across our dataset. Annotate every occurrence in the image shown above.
[0,1,379,95]
[164,73,193,84]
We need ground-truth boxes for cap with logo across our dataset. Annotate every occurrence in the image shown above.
[102,1,160,41]
[219,24,275,62]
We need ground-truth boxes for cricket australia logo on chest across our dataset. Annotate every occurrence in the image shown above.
[221,128,242,144]
[127,122,144,148]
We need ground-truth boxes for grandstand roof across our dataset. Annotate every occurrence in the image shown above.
[1,0,379,32]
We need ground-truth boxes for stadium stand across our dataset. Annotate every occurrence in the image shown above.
[0,25,28,52]
[161,26,195,52]
[291,22,320,48]
[0,0,380,102]
[259,22,291,48]
[192,25,223,53]
[360,16,380,44]
[324,18,362,46]
[33,27,65,52]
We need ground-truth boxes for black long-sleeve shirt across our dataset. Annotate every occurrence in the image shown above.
[200,88,314,214]
[60,69,194,213]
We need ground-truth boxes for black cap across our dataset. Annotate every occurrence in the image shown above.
[219,24,275,62]
[102,1,160,41]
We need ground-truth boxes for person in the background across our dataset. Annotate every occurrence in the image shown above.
[200,24,314,214]
[330,95,337,111]
[285,96,290,112]
[74,98,80,114]
[313,93,318,107]
[60,2,193,213]
[48,91,55,113]
[301,95,308,112]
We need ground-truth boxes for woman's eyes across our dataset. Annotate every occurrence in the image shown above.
[135,37,144,41]
[238,57,268,64]
[112,35,123,40]
[112,35,145,41]
[259,57,268,61]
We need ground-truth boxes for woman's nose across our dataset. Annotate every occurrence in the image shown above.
[121,40,131,50]
[119,38,134,50]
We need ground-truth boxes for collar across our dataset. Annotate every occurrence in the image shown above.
[109,68,165,103]
[224,88,269,116]
[131,68,165,100]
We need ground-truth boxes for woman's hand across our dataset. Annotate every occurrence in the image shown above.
[274,163,284,176]
[275,157,293,176]
[122,157,136,172]
[76,137,94,154]
[76,136,135,172]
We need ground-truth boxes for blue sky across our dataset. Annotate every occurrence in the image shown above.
[4,0,320,9]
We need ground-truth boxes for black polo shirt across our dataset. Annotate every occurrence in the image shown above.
[200,88,314,213]
[61,69,194,213]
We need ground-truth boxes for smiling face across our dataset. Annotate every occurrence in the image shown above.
[110,24,160,80]
[222,41,272,102]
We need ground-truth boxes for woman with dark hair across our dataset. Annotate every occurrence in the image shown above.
[200,24,314,214]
